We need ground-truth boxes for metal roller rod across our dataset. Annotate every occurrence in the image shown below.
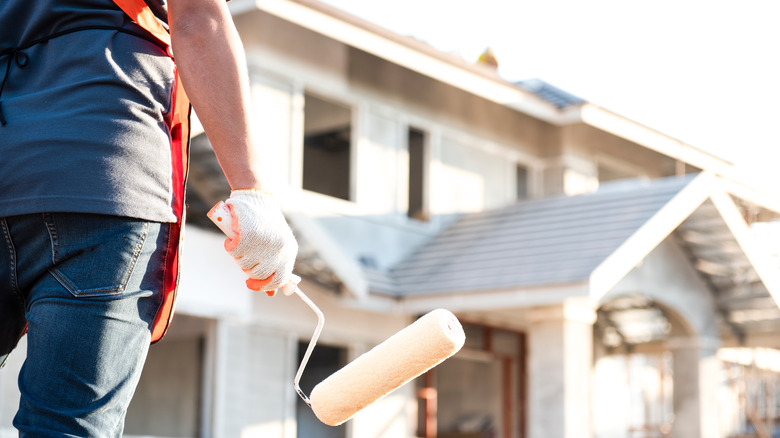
[206,201,324,406]
[292,286,325,407]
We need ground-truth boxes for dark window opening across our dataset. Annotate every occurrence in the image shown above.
[303,94,352,200]
[516,164,529,200]
[408,127,428,221]
[296,342,347,438]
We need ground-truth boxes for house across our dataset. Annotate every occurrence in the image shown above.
[2,0,779,437]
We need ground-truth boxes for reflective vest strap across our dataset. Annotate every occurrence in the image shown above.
[111,0,192,344]
[112,0,171,50]
[152,67,191,343]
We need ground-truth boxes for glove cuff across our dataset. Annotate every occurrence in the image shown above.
[230,188,275,199]
[228,189,279,209]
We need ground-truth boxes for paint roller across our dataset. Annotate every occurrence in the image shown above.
[207,201,466,426]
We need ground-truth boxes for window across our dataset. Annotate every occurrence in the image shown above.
[303,94,352,200]
[408,127,428,220]
[516,163,529,200]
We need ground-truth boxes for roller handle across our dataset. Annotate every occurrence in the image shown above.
[207,201,324,407]
[207,201,236,239]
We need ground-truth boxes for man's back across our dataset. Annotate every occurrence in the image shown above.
[0,0,179,223]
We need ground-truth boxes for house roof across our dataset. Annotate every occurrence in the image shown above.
[356,173,780,346]
[186,129,780,343]
[379,175,696,297]
[517,79,586,109]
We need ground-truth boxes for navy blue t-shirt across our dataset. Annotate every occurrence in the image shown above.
[0,0,180,222]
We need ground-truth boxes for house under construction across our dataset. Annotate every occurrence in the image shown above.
[2,1,779,437]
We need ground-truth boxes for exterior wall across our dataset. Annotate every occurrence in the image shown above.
[595,236,724,438]
[231,10,561,270]
[250,73,297,190]
[564,124,678,180]
[125,329,206,436]
[541,124,684,197]
[211,279,416,438]
[601,236,719,339]
[230,9,695,234]
[345,48,554,159]
[215,322,292,438]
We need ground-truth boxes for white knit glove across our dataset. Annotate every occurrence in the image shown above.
[222,190,298,294]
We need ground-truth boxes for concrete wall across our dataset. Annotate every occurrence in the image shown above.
[596,236,724,438]
[210,282,416,438]
[602,235,719,339]
[228,9,694,273]
[232,11,550,269]
[231,9,697,251]
[125,336,204,436]
[541,124,681,197]
[250,73,296,190]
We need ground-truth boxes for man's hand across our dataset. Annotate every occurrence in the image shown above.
[223,190,298,292]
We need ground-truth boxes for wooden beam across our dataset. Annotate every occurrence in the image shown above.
[677,229,736,246]
[417,370,437,438]
[694,259,735,277]
[518,332,528,438]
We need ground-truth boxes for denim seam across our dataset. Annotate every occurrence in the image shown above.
[1,217,21,297]
[42,213,58,265]
[119,220,150,289]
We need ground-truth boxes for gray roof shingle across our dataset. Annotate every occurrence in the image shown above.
[516,78,586,109]
[377,175,696,297]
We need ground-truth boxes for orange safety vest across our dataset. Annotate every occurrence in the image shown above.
[112,0,191,343]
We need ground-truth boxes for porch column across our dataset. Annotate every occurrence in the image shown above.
[527,298,595,438]
[668,336,721,438]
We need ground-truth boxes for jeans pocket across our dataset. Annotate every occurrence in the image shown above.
[46,214,150,297]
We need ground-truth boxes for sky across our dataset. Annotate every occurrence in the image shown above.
[320,0,780,190]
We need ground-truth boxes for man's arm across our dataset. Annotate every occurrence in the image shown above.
[168,0,262,190]
[167,0,298,292]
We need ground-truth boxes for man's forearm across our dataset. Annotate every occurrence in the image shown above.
[168,0,264,190]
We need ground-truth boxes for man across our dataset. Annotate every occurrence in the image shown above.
[0,0,297,435]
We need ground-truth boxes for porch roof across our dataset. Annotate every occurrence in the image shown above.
[380,174,695,297]
[367,173,780,342]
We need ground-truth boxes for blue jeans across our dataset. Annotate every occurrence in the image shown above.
[0,213,169,437]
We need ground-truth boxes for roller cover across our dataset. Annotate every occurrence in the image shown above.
[310,308,466,426]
